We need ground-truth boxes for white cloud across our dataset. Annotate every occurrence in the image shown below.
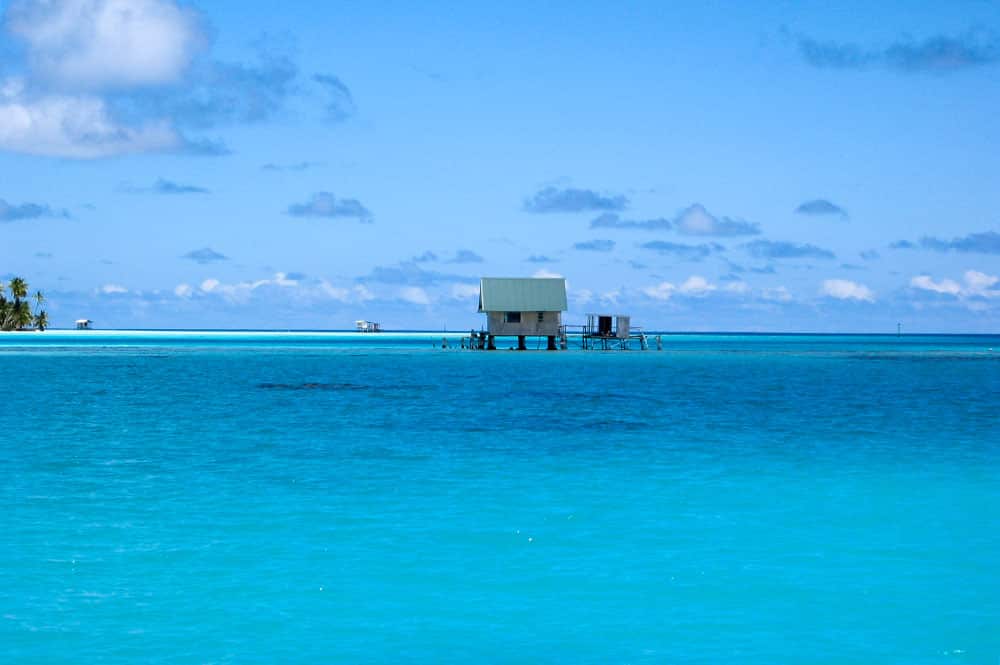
[911,271,1000,299]
[450,283,480,300]
[0,0,203,158]
[677,275,716,296]
[642,281,675,301]
[675,205,715,234]
[195,273,302,303]
[821,279,875,302]
[600,289,621,305]
[6,0,204,89]
[318,281,350,302]
[571,288,593,306]
[532,269,562,279]
[398,286,430,305]
[174,283,192,297]
[962,270,999,297]
[101,283,127,294]
[644,279,795,304]
[673,203,759,236]
[270,272,298,288]
[724,281,750,294]
[0,81,179,158]
[910,275,961,295]
[643,276,718,301]
[193,274,371,305]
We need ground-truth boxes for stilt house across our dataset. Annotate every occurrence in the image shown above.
[478,277,567,349]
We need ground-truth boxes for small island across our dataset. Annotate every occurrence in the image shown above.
[0,277,48,331]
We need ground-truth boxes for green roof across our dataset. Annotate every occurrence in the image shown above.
[478,277,568,312]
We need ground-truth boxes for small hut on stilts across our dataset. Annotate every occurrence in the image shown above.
[476,277,568,350]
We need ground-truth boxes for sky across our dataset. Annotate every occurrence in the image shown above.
[1,0,999,332]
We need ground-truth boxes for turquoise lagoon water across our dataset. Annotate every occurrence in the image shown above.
[3,331,999,663]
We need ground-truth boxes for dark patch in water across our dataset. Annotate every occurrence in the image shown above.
[257,382,368,391]
[843,353,1000,362]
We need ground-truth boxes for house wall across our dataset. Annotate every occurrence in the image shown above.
[486,310,562,336]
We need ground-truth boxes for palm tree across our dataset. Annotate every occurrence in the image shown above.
[14,299,32,330]
[0,282,11,331]
[8,277,27,300]
[0,277,46,331]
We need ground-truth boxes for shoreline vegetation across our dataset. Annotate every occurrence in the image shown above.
[0,277,47,331]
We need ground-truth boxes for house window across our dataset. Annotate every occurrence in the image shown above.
[504,312,521,323]
[537,312,544,323]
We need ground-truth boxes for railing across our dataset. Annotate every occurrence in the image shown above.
[559,324,644,337]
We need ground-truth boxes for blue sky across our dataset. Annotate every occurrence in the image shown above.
[1,0,999,332]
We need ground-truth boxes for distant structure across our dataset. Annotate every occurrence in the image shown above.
[75,319,92,330]
[582,313,631,349]
[355,320,381,333]
[477,277,567,350]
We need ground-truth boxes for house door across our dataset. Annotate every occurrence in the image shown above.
[598,316,613,336]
